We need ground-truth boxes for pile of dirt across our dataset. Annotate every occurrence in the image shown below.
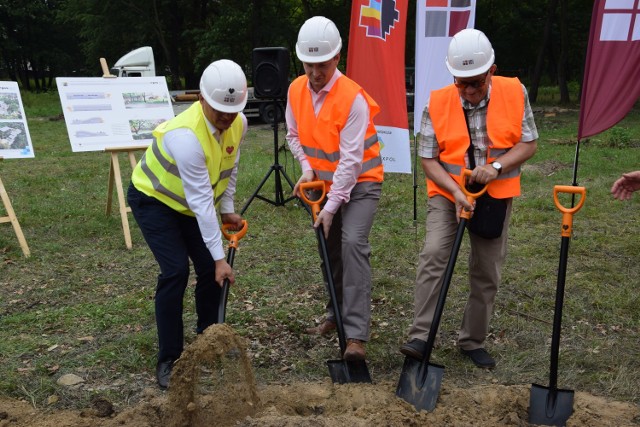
[1,325,638,427]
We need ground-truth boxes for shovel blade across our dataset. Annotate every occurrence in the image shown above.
[327,359,372,384]
[529,383,574,426]
[395,356,444,412]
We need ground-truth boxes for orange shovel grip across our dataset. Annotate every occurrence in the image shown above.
[221,220,248,249]
[459,169,488,220]
[299,181,326,221]
[553,185,586,237]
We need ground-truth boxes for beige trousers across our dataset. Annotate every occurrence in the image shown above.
[408,195,512,350]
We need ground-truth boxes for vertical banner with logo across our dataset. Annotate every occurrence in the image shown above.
[347,0,411,173]
[414,0,476,135]
[578,0,640,139]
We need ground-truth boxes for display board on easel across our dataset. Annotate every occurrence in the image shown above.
[0,81,35,158]
[56,76,174,152]
[0,81,34,256]
[56,75,175,248]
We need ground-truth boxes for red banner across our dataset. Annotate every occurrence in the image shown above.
[347,0,411,173]
[578,0,640,139]
[347,0,408,128]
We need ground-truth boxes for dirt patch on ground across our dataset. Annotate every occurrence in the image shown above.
[1,325,638,427]
[522,160,572,177]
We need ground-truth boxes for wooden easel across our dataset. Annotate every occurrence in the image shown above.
[0,158,30,257]
[105,146,147,249]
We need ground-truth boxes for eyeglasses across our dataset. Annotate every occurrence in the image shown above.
[454,72,489,89]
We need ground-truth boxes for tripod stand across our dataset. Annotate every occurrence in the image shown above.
[240,99,297,215]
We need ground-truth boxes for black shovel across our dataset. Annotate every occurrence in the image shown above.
[396,169,485,411]
[299,180,372,384]
[217,220,248,323]
[529,185,586,426]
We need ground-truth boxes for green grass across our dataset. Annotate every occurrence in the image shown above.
[0,95,639,410]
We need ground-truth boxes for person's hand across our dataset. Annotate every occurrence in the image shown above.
[292,170,316,198]
[221,213,243,230]
[315,208,334,239]
[214,259,235,287]
[453,189,474,222]
[469,164,499,185]
[611,171,640,201]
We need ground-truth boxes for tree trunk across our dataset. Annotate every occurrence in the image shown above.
[20,59,30,91]
[529,0,558,103]
[558,0,570,103]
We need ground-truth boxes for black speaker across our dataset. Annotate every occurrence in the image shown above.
[252,47,290,99]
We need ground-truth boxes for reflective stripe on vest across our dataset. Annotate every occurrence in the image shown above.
[302,134,381,181]
[426,77,525,202]
[131,102,241,215]
[289,74,384,189]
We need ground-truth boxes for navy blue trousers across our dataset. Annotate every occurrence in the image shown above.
[127,183,221,363]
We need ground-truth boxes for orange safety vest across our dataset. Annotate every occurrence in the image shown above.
[426,76,525,201]
[288,74,384,189]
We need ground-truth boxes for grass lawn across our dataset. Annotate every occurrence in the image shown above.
[0,94,638,411]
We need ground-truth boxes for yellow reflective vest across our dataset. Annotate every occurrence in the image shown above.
[131,102,242,216]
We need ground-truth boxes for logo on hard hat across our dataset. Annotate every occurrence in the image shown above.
[308,47,319,53]
[462,59,474,66]
[223,95,236,103]
[229,88,235,94]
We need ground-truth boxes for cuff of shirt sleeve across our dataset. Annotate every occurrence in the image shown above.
[211,244,226,262]
[323,198,341,214]
[301,160,313,173]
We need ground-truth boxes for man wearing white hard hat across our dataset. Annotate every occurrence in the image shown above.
[128,59,248,389]
[400,29,538,369]
[286,16,384,362]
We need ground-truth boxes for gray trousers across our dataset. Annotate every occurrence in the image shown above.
[408,195,512,350]
[321,181,382,342]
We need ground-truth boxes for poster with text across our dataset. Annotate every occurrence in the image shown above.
[0,81,35,159]
[56,77,174,152]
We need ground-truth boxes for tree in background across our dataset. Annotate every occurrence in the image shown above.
[0,0,81,91]
[0,0,594,99]
[476,0,591,103]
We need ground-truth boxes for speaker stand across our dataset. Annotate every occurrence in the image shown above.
[240,100,297,215]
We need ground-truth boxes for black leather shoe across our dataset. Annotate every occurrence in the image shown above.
[460,348,496,369]
[400,338,427,360]
[156,360,174,390]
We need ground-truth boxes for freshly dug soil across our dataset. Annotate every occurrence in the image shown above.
[1,325,638,427]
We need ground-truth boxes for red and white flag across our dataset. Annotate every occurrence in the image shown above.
[413,0,476,135]
[347,0,411,173]
[578,0,640,139]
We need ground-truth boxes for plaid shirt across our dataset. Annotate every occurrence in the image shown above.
[417,84,538,167]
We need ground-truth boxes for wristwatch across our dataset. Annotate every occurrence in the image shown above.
[491,161,503,175]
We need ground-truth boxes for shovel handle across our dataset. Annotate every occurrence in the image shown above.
[553,186,586,237]
[299,181,326,221]
[459,169,488,220]
[222,220,248,249]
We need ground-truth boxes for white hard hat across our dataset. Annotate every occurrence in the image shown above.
[445,29,495,78]
[295,16,342,63]
[199,59,248,113]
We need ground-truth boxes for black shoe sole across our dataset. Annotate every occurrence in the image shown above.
[400,345,424,361]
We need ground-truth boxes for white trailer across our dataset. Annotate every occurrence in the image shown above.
[110,46,284,123]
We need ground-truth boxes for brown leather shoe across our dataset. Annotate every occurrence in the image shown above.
[305,319,336,336]
[343,339,366,361]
